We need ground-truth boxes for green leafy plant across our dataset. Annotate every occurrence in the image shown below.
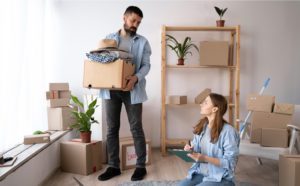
[33,130,45,135]
[214,6,227,20]
[69,95,99,132]
[166,34,199,60]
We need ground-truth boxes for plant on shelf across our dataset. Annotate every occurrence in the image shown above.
[69,95,98,143]
[214,6,228,27]
[166,34,199,65]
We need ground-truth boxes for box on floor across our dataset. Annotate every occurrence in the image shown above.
[119,137,151,170]
[60,140,102,175]
[279,154,300,186]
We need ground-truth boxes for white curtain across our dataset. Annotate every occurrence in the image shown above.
[0,0,52,153]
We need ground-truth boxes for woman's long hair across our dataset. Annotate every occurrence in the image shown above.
[193,93,229,143]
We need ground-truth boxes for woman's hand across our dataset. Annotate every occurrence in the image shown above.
[184,144,193,151]
[187,152,206,162]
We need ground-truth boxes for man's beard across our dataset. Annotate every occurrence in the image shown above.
[124,24,137,37]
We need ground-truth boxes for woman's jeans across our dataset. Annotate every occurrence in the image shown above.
[178,173,235,186]
[105,90,146,169]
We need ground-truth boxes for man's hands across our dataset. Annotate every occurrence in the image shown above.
[123,75,138,91]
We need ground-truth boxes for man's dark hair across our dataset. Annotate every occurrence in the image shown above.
[124,6,143,18]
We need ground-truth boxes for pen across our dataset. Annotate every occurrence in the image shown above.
[188,140,194,153]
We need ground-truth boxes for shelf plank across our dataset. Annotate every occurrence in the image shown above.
[166,64,236,69]
[165,26,237,32]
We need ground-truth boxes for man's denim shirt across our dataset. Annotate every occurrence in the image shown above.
[99,31,151,104]
[188,124,240,182]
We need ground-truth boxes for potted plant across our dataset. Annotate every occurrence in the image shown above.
[166,34,199,65]
[69,95,98,143]
[214,6,227,27]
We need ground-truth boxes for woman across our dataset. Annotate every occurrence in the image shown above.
[179,93,240,186]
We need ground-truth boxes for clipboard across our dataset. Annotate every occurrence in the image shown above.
[168,149,195,162]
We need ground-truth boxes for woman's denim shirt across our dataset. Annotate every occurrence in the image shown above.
[99,31,151,104]
[187,124,240,182]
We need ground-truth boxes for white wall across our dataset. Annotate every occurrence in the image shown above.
[45,0,300,147]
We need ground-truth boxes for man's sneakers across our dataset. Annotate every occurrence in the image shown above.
[98,167,147,181]
[98,167,121,181]
[131,167,147,181]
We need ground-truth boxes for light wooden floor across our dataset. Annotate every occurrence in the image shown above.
[43,148,278,186]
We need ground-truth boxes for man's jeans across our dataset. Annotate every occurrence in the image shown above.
[105,90,146,169]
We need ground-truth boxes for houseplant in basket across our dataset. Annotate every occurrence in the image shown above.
[166,34,199,65]
[69,95,98,143]
[214,6,227,27]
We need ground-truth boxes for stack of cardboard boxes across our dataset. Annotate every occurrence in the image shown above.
[247,94,294,148]
[23,82,74,144]
[46,83,75,131]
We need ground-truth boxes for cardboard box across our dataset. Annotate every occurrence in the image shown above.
[195,88,211,104]
[279,154,300,186]
[60,140,102,175]
[47,107,76,130]
[49,83,69,91]
[247,94,275,112]
[59,90,71,99]
[200,41,229,66]
[250,111,292,143]
[119,137,151,170]
[261,128,288,148]
[46,91,59,99]
[168,95,187,105]
[83,59,135,89]
[24,134,50,144]
[47,98,69,107]
[273,103,295,115]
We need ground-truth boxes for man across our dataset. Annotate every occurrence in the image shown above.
[98,6,151,181]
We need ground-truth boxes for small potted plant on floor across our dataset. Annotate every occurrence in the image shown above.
[166,34,199,65]
[214,6,228,27]
[69,95,98,143]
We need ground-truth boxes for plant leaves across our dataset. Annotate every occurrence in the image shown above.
[71,95,84,108]
[88,99,97,109]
